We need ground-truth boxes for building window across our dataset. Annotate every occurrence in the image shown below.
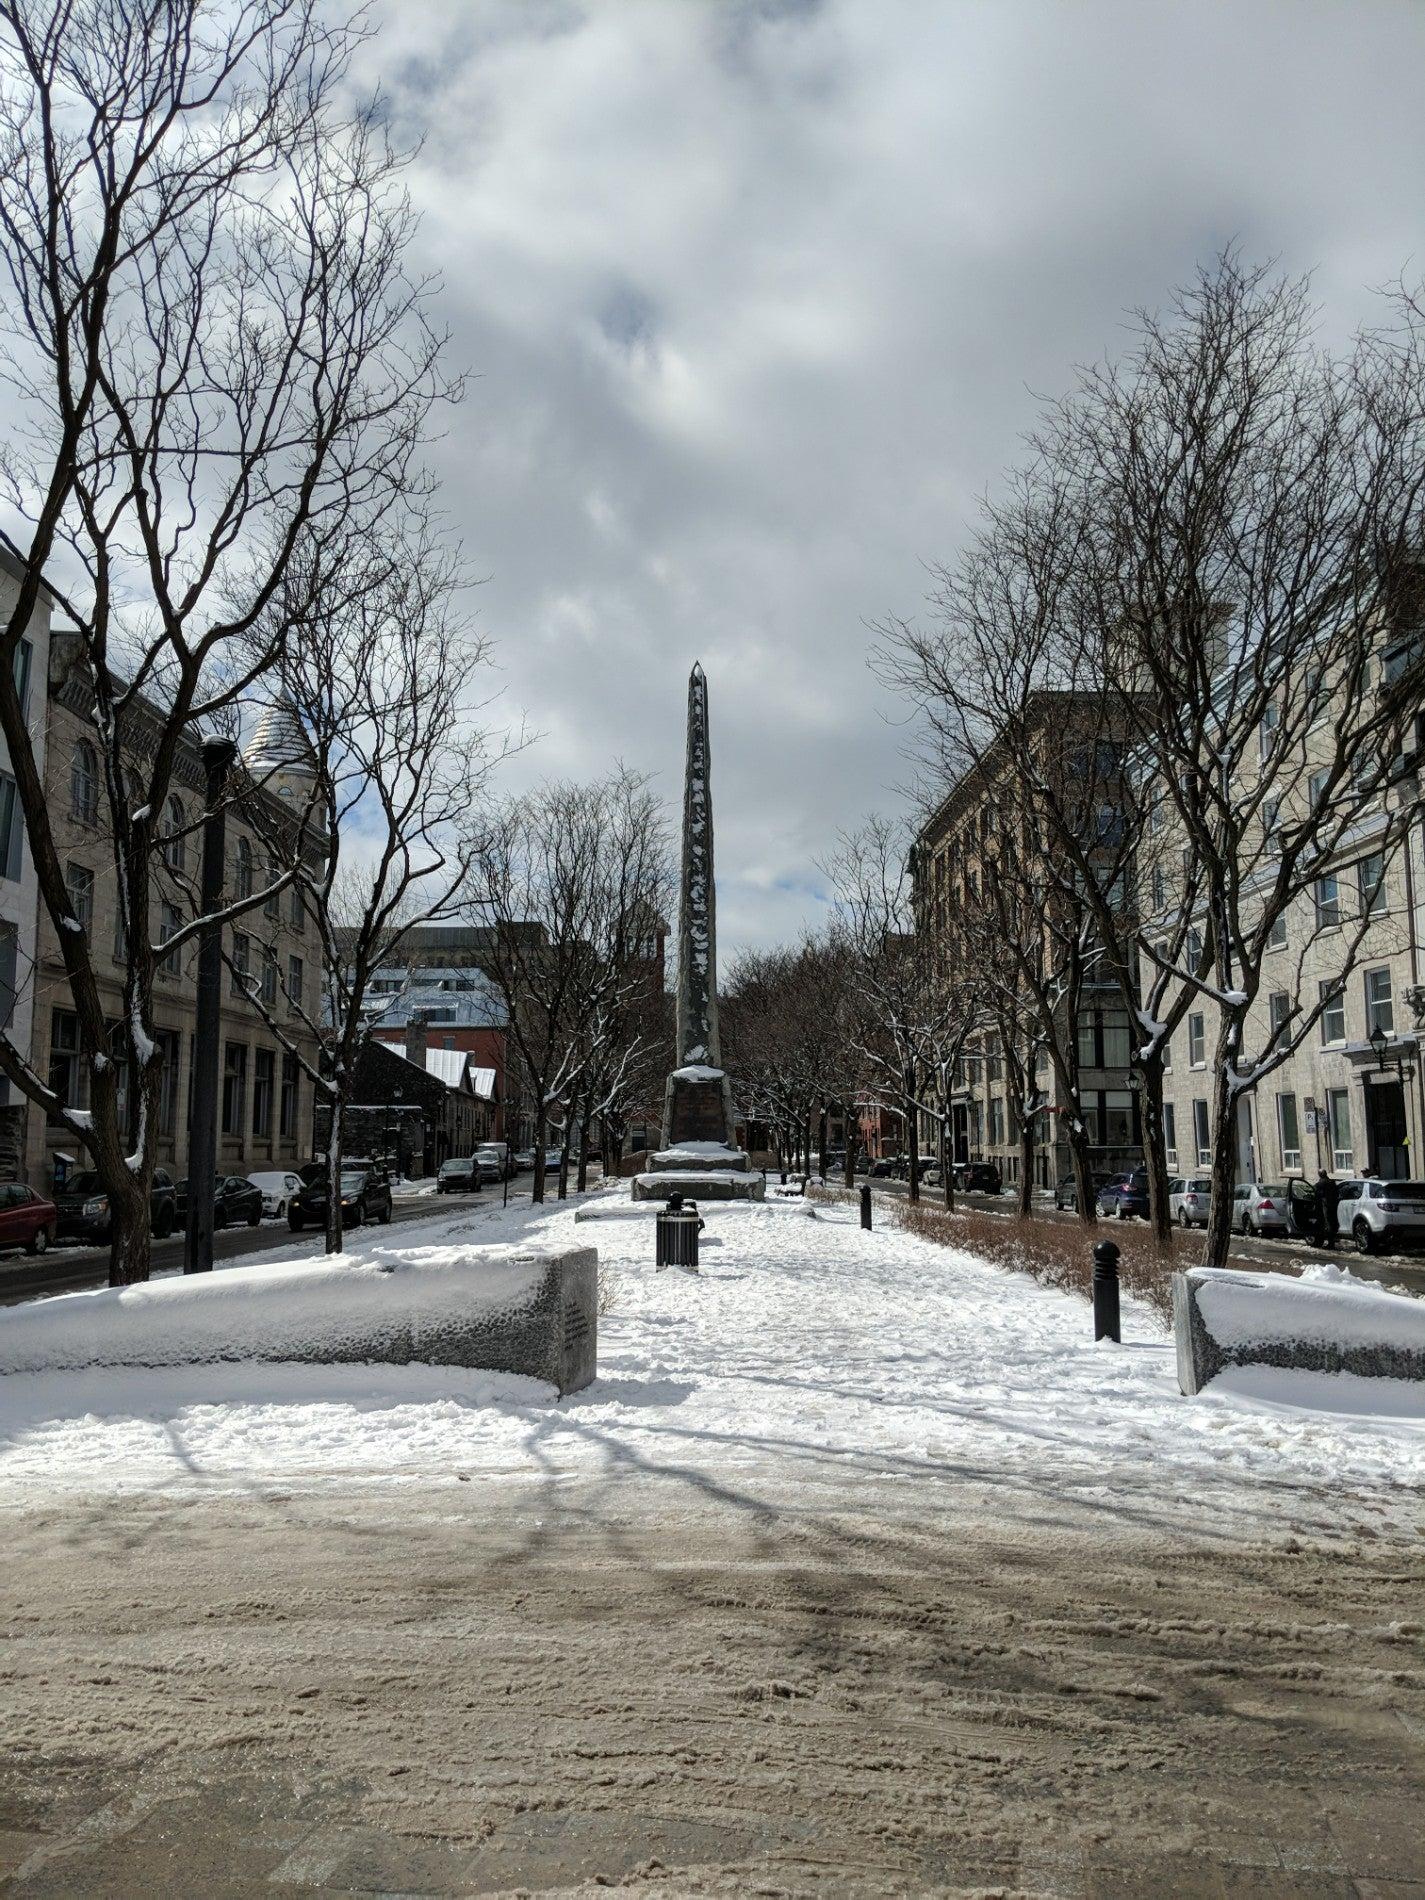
[1163,1101,1177,1169]
[252,1048,274,1136]
[48,1008,87,1119]
[0,771,23,881]
[231,931,250,997]
[221,1042,247,1135]
[1266,908,1287,952]
[989,1098,1005,1147]
[1318,981,1346,1045]
[1309,767,1330,810]
[287,954,303,1016]
[164,795,186,872]
[159,902,181,977]
[1364,967,1393,1037]
[1327,1087,1353,1171]
[1187,926,1203,970]
[1261,796,1281,845]
[1193,1098,1211,1166]
[289,880,305,929]
[70,740,98,823]
[1268,991,1290,1037]
[264,856,280,922]
[235,836,254,900]
[1102,1090,1133,1146]
[1150,864,1165,912]
[259,947,278,1007]
[156,1028,180,1137]
[1259,701,1279,760]
[1188,1013,1206,1068]
[12,636,32,717]
[1357,850,1387,919]
[280,1053,299,1138]
[64,861,94,935]
[1276,1093,1301,1172]
[1314,875,1340,930]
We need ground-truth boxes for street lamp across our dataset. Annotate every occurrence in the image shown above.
[390,1084,403,1178]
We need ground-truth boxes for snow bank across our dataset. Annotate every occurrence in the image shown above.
[1175,1265,1425,1397]
[0,1239,598,1394]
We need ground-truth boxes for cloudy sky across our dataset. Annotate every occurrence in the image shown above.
[360,0,1425,954]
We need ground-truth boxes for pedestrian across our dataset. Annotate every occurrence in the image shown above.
[1314,1168,1339,1250]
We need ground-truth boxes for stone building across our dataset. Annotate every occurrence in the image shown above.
[24,632,325,1191]
[0,549,53,1182]
[1154,699,1425,1188]
[315,1031,494,1176]
[911,698,1141,1191]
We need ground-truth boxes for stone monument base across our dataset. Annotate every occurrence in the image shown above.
[631,1144,765,1202]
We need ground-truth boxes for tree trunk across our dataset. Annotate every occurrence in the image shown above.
[817,1107,828,1179]
[324,1100,345,1255]
[843,1137,857,1190]
[106,1171,152,1288]
[576,1111,592,1192]
[557,1123,572,1200]
[941,1120,955,1212]
[532,1103,547,1204]
[1138,1058,1174,1253]
[905,1084,920,1204]
[1202,1021,1247,1269]
[1065,1114,1099,1228]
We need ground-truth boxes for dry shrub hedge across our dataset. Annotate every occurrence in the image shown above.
[896,1201,1184,1322]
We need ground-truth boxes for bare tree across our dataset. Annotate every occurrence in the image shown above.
[0,0,452,1281]
[239,507,496,1254]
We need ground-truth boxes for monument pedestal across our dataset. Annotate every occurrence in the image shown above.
[631,1065,763,1202]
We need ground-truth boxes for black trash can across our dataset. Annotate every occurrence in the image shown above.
[656,1205,701,1271]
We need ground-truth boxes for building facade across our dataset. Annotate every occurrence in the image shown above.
[24,633,325,1190]
[0,549,53,1181]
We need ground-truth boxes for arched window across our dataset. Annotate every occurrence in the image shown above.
[235,836,254,900]
[70,741,98,824]
[164,795,185,872]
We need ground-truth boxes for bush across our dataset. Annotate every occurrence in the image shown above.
[895,1202,1183,1323]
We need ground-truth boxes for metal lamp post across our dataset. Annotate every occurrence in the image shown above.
[390,1084,403,1177]
[185,736,237,1275]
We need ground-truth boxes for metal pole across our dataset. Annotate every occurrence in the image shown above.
[185,736,237,1274]
[860,1184,872,1231]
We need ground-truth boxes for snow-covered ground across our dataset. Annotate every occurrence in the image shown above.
[0,1187,1421,1535]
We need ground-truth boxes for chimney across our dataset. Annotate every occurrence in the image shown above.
[405,1011,429,1074]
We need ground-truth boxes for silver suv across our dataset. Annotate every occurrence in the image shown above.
[1168,1176,1213,1229]
[1334,1179,1425,1254]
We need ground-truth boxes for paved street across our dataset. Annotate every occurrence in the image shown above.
[0,1186,541,1307]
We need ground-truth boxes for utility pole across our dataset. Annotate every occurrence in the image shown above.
[185,736,237,1274]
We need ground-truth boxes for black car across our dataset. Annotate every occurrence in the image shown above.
[1096,1168,1150,1219]
[54,1167,178,1240]
[173,1175,264,1228]
[956,1162,1003,1195]
[437,1156,481,1194]
[289,1163,393,1232]
[869,1156,901,1178]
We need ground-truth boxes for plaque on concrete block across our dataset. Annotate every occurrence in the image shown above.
[668,1078,730,1147]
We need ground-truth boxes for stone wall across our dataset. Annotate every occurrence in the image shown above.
[1173,1265,1425,1395]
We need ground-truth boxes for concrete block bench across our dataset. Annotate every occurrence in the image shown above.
[1173,1265,1425,1396]
[0,1241,598,1396]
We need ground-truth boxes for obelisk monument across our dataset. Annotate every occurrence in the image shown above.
[632,664,762,1201]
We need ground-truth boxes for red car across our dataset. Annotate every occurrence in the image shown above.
[0,1182,58,1257]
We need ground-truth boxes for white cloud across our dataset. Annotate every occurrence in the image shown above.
[362,0,1425,950]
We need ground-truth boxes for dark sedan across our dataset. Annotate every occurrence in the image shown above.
[174,1175,264,1228]
[55,1167,178,1240]
[1096,1169,1150,1219]
[1054,1171,1115,1212]
[289,1164,393,1232]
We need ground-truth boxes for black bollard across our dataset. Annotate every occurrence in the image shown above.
[860,1184,873,1231]
[1092,1238,1121,1342]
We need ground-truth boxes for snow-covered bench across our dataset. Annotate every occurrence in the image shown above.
[0,1241,598,1396]
[1173,1265,1425,1396]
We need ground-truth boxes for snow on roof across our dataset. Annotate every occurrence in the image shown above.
[420,1049,497,1099]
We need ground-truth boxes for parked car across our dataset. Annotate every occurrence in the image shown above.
[174,1175,264,1229]
[956,1162,1004,1196]
[1229,1178,1291,1237]
[512,1148,537,1171]
[0,1182,58,1256]
[1167,1176,1213,1228]
[1054,1171,1114,1212]
[868,1156,900,1178]
[1334,1178,1425,1254]
[55,1167,178,1240]
[288,1164,393,1232]
[853,1152,871,1175]
[247,1170,306,1220]
[1095,1168,1150,1219]
[437,1156,481,1194]
[476,1143,512,1183]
